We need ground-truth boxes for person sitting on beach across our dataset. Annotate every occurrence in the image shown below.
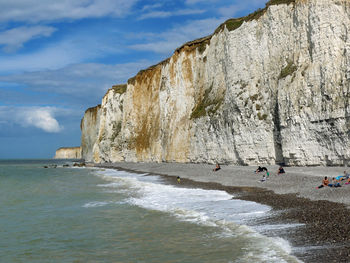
[260,170,269,182]
[255,166,268,173]
[328,177,335,187]
[317,176,329,188]
[329,177,341,187]
[277,166,285,175]
[213,163,221,172]
[335,174,345,182]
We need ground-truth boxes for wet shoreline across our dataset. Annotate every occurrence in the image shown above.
[94,162,350,262]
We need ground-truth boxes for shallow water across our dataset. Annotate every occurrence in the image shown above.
[0,160,302,262]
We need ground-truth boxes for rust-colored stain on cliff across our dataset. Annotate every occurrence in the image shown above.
[181,50,194,84]
[131,65,161,158]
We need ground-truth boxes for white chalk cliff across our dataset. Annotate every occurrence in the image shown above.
[81,0,350,166]
[54,147,82,159]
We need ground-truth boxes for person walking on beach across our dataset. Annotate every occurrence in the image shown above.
[317,176,329,188]
[255,166,267,173]
[177,176,181,184]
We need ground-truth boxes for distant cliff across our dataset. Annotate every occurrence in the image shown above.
[54,147,82,159]
[81,0,350,166]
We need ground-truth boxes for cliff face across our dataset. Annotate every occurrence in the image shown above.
[81,0,350,166]
[80,105,101,161]
[54,147,82,159]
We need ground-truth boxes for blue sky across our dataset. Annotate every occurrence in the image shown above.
[0,0,268,159]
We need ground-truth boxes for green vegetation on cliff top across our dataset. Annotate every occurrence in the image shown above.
[112,84,127,94]
[215,0,295,33]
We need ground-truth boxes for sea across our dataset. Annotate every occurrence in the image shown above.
[0,159,303,263]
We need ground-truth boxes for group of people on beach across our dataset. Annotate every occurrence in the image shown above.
[255,166,285,175]
[212,163,286,183]
[210,163,350,190]
[317,171,350,189]
[255,165,285,182]
[216,164,287,182]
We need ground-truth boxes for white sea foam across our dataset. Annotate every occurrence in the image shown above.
[82,200,126,208]
[92,168,303,262]
[82,201,111,208]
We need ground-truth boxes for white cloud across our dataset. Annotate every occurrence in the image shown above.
[0,30,125,73]
[131,41,181,54]
[130,17,224,54]
[0,0,140,23]
[185,0,219,4]
[0,26,56,52]
[141,3,163,12]
[0,41,87,73]
[21,108,62,132]
[217,5,245,18]
[217,0,268,17]
[139,11,172,20]
[0,106,62,133]
[138,9,205,20]
[0,61,154,97]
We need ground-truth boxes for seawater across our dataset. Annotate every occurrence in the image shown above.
[0,160,302,263]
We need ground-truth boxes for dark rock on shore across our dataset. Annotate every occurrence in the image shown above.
[73,162,85,167]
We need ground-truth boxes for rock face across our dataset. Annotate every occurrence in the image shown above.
[80,105,101,162]
[54,147,82,159]
[81,0,350,166]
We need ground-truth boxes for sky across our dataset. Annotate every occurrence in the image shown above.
[0,0,269,159]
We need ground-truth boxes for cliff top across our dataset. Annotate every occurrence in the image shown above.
[126,0,297,85]
[84,104,101,114]
[56,147,81,151]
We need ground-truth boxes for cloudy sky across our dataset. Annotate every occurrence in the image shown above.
[0,0,268,159]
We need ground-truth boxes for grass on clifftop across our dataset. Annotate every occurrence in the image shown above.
[215,0,296,33]
[266,0,296,7]
[112,84,127,94]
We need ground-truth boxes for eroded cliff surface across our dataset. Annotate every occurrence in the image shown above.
[54,147,82,159]
[81,0,350,166]
[80,105,101,161]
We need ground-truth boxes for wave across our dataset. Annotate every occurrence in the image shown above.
[92,168,303,262]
